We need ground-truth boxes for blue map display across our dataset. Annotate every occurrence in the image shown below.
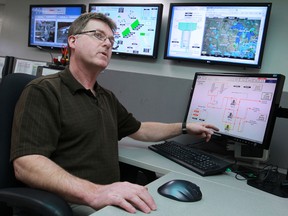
[202,17,261,60]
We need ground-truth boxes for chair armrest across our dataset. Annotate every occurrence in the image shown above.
[0,187,72,216]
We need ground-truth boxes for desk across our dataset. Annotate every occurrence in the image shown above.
[91,138,288,216]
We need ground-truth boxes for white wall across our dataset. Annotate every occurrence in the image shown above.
[0,0,288,90]
[0,5,4,34]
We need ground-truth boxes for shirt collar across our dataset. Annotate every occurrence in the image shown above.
[60,67,103,95]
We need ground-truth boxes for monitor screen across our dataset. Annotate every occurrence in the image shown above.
[89,4,163,58]
[28,4,86,49]
[184,72,285,149]
[164,3,272,68]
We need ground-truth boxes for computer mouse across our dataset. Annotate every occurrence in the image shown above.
[157,179,202,202]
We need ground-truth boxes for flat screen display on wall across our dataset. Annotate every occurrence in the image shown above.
[89,4,163,59]
[164,3,272,68]
[28,4,86,49]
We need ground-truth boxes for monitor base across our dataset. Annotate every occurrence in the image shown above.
[247,171,288,198]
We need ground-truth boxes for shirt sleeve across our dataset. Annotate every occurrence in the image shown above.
[10,82,60,161]
[117,105,141,140]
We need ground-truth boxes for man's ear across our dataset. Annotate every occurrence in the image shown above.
[68,35,76,48]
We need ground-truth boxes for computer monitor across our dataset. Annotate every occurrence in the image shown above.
[36,66,62,76]
[28,4,86,49]
[13,58,47,75]
[1,56,14,78]
[0,56,5,79]
[164,3,272,68]
[184,73,285,157]
[89,4,163,58]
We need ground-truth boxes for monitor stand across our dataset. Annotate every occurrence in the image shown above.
[231,164,288,198]
[247,171,288,198]
[240,106,288,198]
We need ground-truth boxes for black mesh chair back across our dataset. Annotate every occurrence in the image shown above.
[0,73,72,216]
[0,73,35,189]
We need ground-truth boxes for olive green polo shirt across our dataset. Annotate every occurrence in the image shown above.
[11,68,141,184]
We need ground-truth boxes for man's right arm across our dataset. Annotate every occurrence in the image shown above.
[13,155,156,214]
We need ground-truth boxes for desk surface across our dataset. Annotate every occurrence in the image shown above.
[91,138,288,216]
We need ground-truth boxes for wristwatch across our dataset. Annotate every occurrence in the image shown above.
[182,122,187,134]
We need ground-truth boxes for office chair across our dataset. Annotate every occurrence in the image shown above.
[0,73,72,216]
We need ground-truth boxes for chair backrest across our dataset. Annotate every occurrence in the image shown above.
[0,73,36,188]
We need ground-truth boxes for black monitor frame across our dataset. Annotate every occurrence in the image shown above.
[89,3,163,59]
[28,4,86,50]
[164,3,272,69]
[184,72,285,150]
[1,56,14,78]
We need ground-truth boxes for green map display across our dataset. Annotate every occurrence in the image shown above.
[90,5,161,57]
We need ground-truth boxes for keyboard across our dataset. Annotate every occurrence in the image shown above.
[148,140,232,176]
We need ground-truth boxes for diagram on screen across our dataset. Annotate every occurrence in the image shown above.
[187,77,276,142]
[168,8,206,56]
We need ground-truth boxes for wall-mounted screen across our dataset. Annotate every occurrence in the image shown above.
[89,4,163,58]
[28,4,86,49]
[164,3,272,68]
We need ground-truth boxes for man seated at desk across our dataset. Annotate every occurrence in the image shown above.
[10,12,218,215]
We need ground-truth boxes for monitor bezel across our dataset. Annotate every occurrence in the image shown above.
[164,2,272,69]
[88,3,163,59]
[183,72,285,150]
[28,4,86,50]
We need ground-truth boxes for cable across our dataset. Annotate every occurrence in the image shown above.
[36,46,53,63]
[233,163,281,182]
[257,164,280,183]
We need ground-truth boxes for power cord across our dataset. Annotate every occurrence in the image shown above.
[234,163,281,183]
[256,164,280,183]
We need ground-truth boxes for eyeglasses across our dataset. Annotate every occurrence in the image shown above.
[75,30,119,49]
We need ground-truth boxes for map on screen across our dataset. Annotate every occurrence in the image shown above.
[202,17,261,60]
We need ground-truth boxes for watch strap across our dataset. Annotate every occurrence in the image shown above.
[182,122,187,134]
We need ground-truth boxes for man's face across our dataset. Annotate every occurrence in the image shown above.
[68,19,114,71]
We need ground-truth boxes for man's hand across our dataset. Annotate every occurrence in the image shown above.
[187,122,219,142]
[89,181,157,214]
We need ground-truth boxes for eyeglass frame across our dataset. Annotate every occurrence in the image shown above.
[74,30,119,50]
